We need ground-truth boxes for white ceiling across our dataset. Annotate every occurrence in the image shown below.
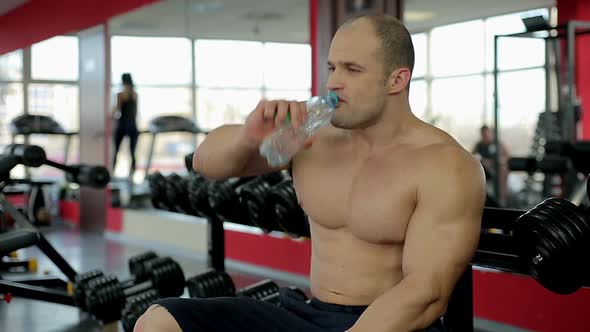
[109,0,310,43]
[405,0,555,32]
[0,0,28,15]
[109,0,556,43]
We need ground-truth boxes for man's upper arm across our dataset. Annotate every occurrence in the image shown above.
[402,147,486,301]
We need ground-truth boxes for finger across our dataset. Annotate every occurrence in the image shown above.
[263,101,277,121]
[289,101,301,128]
[275,100,289,127]
[253,99,266,122]
[298,101,308,123]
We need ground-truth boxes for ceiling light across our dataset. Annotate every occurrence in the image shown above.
[404,10,435,22]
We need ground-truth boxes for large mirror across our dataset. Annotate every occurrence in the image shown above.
[404,0,558,209]
[108,0,310,181]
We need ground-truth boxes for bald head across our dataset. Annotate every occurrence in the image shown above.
[340,15,414,80]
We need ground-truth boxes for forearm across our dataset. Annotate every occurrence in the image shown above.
[193,125,262,180]
[349,277,445,332]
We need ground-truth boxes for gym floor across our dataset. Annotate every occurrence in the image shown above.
[0,221,528,332]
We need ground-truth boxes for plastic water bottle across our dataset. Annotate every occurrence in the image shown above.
[259,92,339,167]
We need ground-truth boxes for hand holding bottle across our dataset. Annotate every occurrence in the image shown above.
[241,100,308,150]
[259,92,339,167]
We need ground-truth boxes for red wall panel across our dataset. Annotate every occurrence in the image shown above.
[0,0,160,55]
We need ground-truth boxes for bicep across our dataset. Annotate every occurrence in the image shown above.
[402,155,485,297]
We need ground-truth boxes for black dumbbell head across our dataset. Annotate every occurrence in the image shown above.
[85,275,126,322]
[513,198,590,294]
[187,270,236,298]
[147,172,172,210]
[73,269,104,311]
[268,179,309,238]
[236,279,279,301]
[147,257,186,297]
[121,289,161,332]
[128,251,158,283]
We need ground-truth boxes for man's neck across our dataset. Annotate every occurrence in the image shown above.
[351,98,417,150]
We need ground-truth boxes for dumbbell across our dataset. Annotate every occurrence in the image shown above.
[85,257,185,322]
[185,152,194,173]
[188,173,213,218]
[268,179,310,238]
[513,197,590,294]
[147,172,172,210]
[121,289,160,332]
[236,279,281,301]
[237,172,286,233]
[207,177,255,224]
[120,276,290,332]
[128,251,159,283]
[73,251,159,311]
[253,285,308,307]
[186,270,295,305]
[72,270,105,311]
[186,270,236,298]
[65,164,111,188]
[165,173,193,214]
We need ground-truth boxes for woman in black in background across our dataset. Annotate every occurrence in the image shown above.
[112,73,139,176]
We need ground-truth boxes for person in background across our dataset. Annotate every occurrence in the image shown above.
[112,73,139,177]
[472,125,510,205]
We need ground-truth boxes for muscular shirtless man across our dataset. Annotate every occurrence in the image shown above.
[134,14,486,332]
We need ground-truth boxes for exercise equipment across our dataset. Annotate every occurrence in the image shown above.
[475,179,590,295]
[122,272,307,332]
[128,251,159,282]
[143,115,205,180]
[0,144,111,310]
[545,141,590,175]
[121,289,160,332]
[84,256,185,322]
[236,279,281,301]
[513,197,590,294]
[73,251,159,311]
[0,255,37,273]
[267,178,310,238]
[146,172,172,210]
[187,173,213,218]
[185,152,194,173]
[508,156,569,174]
[8,116,79,217]
[207,177,254,225]
[1,179,54,227]
[186,270,236,298]
[165,173,193,214]
[186,269,296,303]
[237,172,286,233]
[9,114,77,165]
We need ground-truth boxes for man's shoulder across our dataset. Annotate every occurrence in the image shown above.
[412,128,483,182]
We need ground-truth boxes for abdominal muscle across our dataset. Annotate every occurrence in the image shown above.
[308,221,404,306]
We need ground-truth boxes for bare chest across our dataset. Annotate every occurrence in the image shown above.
[293,152,417,244]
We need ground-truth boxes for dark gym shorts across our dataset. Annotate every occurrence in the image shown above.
[153,287,445,332]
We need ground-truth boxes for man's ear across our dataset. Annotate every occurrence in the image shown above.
[386,67,412,94]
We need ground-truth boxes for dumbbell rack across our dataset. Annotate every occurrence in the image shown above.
[446,207,590,332]
[207,214,226,272]
[205,205,590,332]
